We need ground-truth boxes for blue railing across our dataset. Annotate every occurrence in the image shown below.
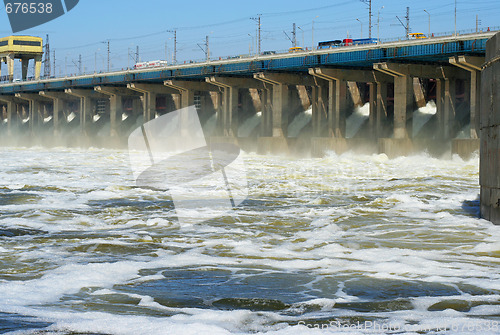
[0,36,490,94]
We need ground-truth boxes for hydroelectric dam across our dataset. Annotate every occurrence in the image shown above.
[0,31,495,159]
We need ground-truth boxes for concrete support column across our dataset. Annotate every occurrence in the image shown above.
[311,83,328,137]
[65,89,107,137]
[21,58,29,81]
[271,83,288,137]
[332,80,348,138]
[132,98,143,117]
[309,68,376,139]
[29,100,40,133]
[39,91,67,137]
[128,83,177,123]
[109,95,122,137]
[413,78,427,108]
[0,100,14,135]
[143,92,156,123]
[480,32,500,224]
[376,82,388,139]
[393,75,414,139]
[368,83,377,138]
[95,86,137,138]
[0,96,27,137]
[210,91,223,134]
[206,76,263,138]
[443,78,456,139]
[34,55,43,80]
[226,86,238,136]
[260,88,272,137]
[164,80,217,110]
[449,56,484,139]
[14,93,50,136]
[7,54,14,82]
[470,71,481,139]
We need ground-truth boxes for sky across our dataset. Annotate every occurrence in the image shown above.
[0,0,498,76]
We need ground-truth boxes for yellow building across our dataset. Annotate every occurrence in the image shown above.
[0,36,43,82]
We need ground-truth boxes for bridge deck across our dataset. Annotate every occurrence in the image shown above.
[0,32,495,94]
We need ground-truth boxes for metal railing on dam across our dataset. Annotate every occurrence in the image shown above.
[0,32,496,94]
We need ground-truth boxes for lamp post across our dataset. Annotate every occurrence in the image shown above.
[312,15,319,50]
[424,10,431,37]
[356,18,363,38]
[248,34,254,55]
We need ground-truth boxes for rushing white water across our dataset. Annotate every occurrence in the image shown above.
[0,147,498,335]
[413,101,437,137]
[66,112,75,123]
[203,113,217,137]
[346,103,370,138]
[238,112,261,137]
[288,107,312,137]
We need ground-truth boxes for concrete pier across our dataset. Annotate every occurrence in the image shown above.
[480,32,500,224]
[0,32,494,157]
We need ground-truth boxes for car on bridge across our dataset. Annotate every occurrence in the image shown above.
[409,33,427,39]
[289,47,304,52]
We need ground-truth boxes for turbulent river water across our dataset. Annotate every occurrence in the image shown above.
[0,146,499,334]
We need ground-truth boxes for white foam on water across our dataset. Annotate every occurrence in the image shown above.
[0,147,498,334]
[44,115,53,123]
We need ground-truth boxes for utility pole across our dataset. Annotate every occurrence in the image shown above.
[107,40,110,72]
[206,35,210,61]
[406,7,410,38]
[165,41,168,62]
[377,6,384,42]
[44,34,50,78]
[250,14,262,55]
[197,36,210,61]
[167,30,177,64]
[396,7,410,39]
[454,0,457,36]
[360,0,372,38]
[52,50,55,77]
[136,46,140,63]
